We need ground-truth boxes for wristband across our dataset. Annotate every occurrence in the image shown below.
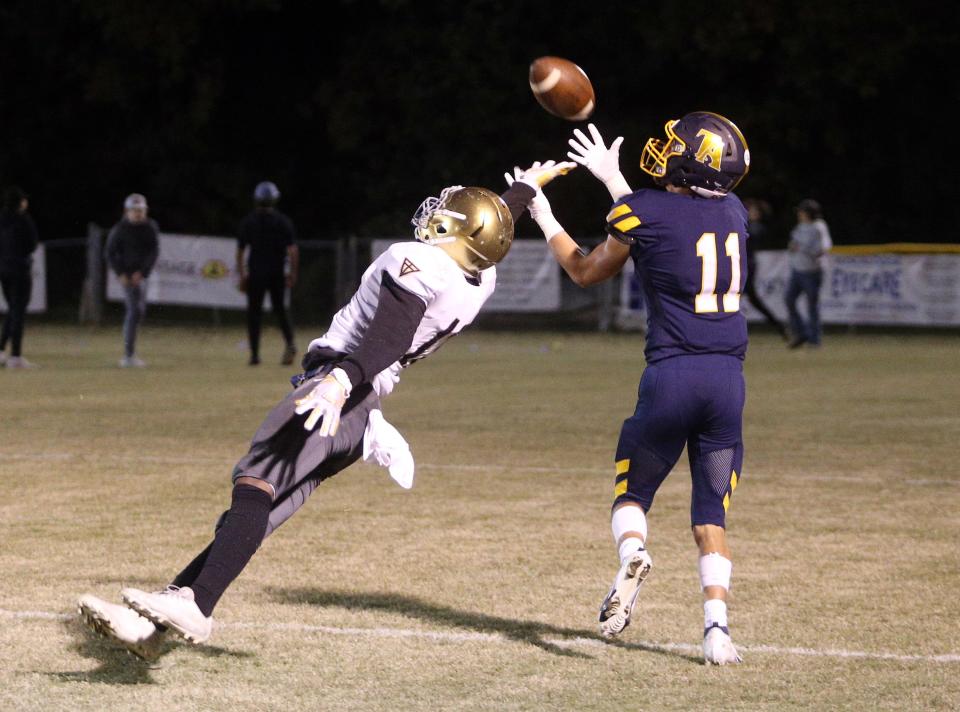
[533,212,564,242]
[604,173,632,201]
[329,367,353,396]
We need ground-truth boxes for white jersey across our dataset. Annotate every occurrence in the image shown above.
[308,241,496,397]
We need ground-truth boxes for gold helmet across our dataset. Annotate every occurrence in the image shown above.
[411,186,514,275]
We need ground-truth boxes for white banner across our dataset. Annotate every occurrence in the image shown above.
[371,239,561,312]
[0,244,46,314]
[618,250,960,328]
[106,233,247,309]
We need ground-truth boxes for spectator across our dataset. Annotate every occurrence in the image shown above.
[106,193,159,367]
[236,181,298,366]
[785,199,832,348]
[0,186,40,369]
[742,198,787,339]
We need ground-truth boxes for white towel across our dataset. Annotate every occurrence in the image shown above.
[362,409,415,489]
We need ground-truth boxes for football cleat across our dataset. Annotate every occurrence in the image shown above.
[119,355,147,368]
[598,548,653,637]
[703,623,742,665]
[281,343,297,366]
[5,356,36,369]
[78,593,166,660]
[121,585,212,644]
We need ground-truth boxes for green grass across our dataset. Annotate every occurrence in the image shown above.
[0,325,958,711]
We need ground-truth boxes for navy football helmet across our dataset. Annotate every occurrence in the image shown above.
[253,181,280,206]
[640,111,749,197]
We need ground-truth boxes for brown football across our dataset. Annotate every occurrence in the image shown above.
[528,56,595,121]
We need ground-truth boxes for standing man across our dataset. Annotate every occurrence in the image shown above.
[741,197,787,339]
[106,193,159,367]
[77,162,574,660]
[785,199,832,348]
[237,181,298,366]
[522,115,751,665]
[0,186,39,369]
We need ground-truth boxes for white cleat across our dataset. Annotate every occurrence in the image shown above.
[5,356,36,369]
[598,548,653,638]
[121,586,212,644]
[703,624,742,665]
[78,593,166,660]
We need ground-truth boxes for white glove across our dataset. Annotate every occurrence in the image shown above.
[567,123,632,200]
[504,161,571,241]
[294,367,352,436]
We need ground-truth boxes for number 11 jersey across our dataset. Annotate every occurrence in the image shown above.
[605,189,749,363]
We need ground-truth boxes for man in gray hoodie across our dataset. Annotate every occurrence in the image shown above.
[785,199,832,348]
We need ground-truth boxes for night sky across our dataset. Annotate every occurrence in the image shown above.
[1,0,954,250]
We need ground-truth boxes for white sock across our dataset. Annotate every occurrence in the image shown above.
[704,598,728,629]
[611,506,648,564]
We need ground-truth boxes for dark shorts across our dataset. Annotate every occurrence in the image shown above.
[613,354,745,527]
[232,370,380,537]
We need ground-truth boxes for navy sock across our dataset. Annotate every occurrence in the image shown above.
[189,484,272,617]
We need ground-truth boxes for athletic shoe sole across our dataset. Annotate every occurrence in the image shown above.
[599,551,653,638]
[78,596,162,660]
[121,590,211,645]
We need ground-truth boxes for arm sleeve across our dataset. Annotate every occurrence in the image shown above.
[499,182,536,223]
[105,225,121,274]
[336,271,427,387]
[142,221,160,276]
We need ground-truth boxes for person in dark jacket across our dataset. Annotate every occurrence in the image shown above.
[0,186,40,369]
[236,181,298,366]
[742,198,787,339]
[106,193,159,367]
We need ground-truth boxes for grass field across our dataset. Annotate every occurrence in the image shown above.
[1,324,958,711]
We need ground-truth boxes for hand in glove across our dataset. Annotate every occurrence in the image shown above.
[294,367,352,436]
[567,123,632,200]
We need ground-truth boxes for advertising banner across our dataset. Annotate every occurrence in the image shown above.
[106,234,246,309]
[0,244,46,314]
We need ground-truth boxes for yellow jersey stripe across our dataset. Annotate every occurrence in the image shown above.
[614,480,628,498]
[723,492,730,512]
[615,459,630,475]
[613,216,641,232]
[606,204,632,222]
[730,471,738,491]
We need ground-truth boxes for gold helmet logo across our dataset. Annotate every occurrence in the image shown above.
[694,129,725,172]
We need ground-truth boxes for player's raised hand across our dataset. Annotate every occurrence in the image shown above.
[507,159,577,189]
[294,368,352,436]
[567,124,632,200]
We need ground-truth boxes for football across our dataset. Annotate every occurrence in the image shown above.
[528,56,595,121]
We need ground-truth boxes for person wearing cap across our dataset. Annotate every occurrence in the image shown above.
[236,181,298,366]
[106,193,160,367]
[785,198,832,348]
[0,186,40,369]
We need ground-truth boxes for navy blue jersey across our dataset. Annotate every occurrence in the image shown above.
[606,189,749,363]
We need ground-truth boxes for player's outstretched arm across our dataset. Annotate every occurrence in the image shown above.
[567,123,632,201]
[507,163,629,287]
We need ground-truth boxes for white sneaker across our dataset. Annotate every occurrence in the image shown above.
[6,356,36,369]
[121,586,212,644]
[703,624,742,665]
[598,548,653,637]
[78,593,166,660]
[119,355,147,368]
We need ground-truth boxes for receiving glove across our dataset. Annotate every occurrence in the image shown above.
[504,161,571,242]
[567,123,632,200]
[294,367,352,436]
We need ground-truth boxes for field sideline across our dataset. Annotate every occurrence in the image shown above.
[1,325,958,711]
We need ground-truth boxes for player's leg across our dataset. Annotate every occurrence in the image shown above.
[599,364,686,637]
[122,378,378,643]
[245,276,267,365]
[784,271,806,347]
[687,360,745,664]
[805,271,823,346]
[266,275,296,364]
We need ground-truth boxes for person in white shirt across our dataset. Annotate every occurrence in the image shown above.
[77,160,574,659]
[785,199,831,348]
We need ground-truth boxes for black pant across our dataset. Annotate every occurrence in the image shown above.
[246,273,294,358]
[0,271,32,357]
[743,269,785,335]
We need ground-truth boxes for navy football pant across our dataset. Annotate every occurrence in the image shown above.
[614,354,745,527]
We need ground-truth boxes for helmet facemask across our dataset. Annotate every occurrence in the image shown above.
[411,186,514,275]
